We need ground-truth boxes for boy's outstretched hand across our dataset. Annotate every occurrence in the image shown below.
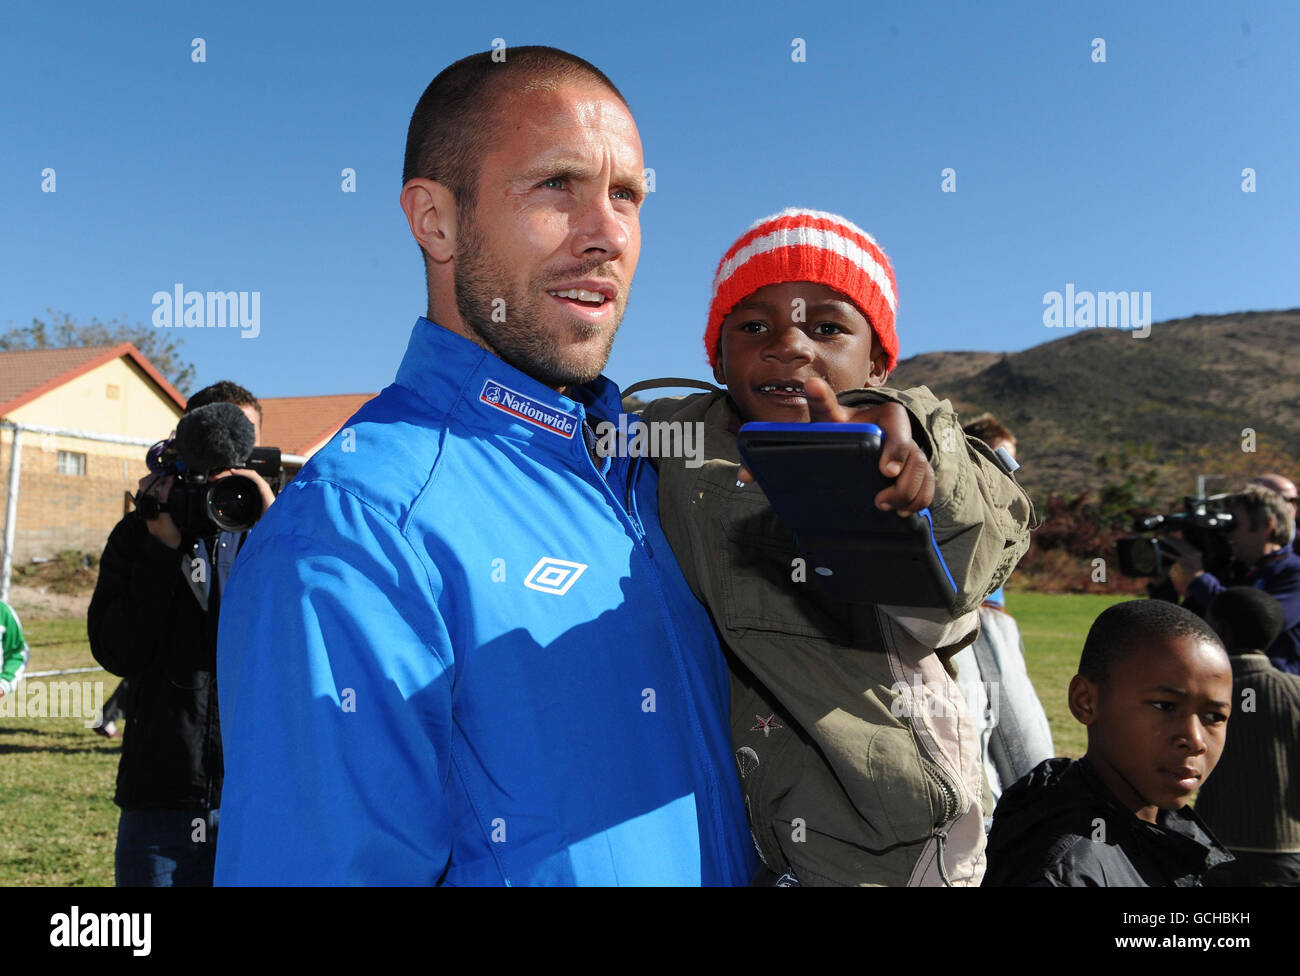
[738,377,936,518]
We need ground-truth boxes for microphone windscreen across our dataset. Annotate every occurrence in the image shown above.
[175,402,255,474]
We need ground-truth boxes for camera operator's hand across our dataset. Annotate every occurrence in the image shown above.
[209,467,277,521]
[1163,535,1204,595]
[137,473,182,549]
[737,377,936,518]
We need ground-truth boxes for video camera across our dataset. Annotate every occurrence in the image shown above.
[1115,494,1235,579]
[134,403,282,536]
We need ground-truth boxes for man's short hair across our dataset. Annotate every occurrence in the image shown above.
[1207,587,1285,654]
[1231,483,1295,546]
[402,47,628,209]
[186,380,262,422]
[1250,473,1298,504]
[1079,599,1224,683]
[962,412,1015,449]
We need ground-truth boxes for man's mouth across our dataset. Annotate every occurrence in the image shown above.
[548,287,609,306]
[546,281,618,317]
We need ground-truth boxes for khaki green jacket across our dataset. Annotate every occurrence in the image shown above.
[632,383,1035,886]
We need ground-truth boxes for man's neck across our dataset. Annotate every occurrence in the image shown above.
[424,309,570,395]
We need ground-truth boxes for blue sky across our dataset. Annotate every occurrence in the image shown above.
[2,0,1296,399]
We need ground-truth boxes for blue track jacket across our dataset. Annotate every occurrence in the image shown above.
[215,318,755,885]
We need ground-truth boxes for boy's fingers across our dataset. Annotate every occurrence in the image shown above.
[804,377,850,424]
[876,447,935,515]
[872,403,913,479]
[737,465,754,485]
[894,453,936,516]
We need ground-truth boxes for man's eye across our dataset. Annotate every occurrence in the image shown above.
[814,322,844,336]
[1151,701,1175,712]
[541,177,566,190]
[612,188,635,201]
[1204,711,1228,726]
[738,321,767,334]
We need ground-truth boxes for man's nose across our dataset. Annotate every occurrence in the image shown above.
[571,190,630,261]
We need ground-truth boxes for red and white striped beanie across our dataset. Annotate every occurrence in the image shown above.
[704,208,899,372]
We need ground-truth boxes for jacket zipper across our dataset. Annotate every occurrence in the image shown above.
[920,755,959,887]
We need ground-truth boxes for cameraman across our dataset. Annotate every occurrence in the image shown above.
[1163,483,1300,674]
[87,381,275,886]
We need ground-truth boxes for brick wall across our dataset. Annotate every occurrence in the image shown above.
[0,437,147,564]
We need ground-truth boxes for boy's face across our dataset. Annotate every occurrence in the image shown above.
[712,281,889,423]
[1069,634,1231,822]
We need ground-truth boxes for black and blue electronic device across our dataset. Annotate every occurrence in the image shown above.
[735,421,959,610]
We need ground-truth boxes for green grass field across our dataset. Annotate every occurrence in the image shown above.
[1008,590,1130,759]
[0,593,1126,885]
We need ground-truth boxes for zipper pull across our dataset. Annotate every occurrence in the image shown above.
[934,827,953,887]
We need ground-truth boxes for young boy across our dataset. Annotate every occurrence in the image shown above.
[983,599,1234,886]
[627,209,1035,885]
[1196,587,1300,886]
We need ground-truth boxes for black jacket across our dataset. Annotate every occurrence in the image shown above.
[88,513,242,811]
[982,757,1233,886]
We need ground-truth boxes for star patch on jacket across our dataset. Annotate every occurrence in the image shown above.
[751,714,783,738]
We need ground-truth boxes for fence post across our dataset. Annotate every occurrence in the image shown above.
[1,424,24,604]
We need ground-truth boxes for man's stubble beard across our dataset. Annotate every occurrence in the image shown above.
[453,211,626,389]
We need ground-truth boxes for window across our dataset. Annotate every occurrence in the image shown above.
[57,451,86,476]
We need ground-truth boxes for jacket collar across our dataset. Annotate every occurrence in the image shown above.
[1249,547,1299,580]
[394,317,626,463]
[1075,757,1233,881]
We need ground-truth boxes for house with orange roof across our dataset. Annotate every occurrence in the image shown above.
[0,342,378,587]
[258,393,376,479]
[1,344,186,568]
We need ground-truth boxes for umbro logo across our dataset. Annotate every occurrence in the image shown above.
[523,557,588,596]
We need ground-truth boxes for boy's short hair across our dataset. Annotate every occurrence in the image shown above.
[1207,587,1285,654]
[1079,599,1224,683]
[1230,483,1295,547]
[186,380,262,423]
[962,413,1015,450]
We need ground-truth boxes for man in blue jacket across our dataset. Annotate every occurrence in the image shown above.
[214,47,756,885]
[1167,483,1300,674]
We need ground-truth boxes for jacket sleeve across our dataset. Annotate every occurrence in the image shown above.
[86,515,189,677]
[1181,571,1224,618]
[214,481,455,885]
[839,384,1037,616]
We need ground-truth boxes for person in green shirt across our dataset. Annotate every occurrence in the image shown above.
[0,600,30,697]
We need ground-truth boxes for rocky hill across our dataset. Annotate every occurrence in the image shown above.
[889,309,1300,505]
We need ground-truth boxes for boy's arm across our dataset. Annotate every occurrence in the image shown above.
[838,384,1036,616]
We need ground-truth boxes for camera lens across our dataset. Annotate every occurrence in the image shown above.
[206,477,262,533]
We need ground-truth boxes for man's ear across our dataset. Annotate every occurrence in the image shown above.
[712,350,726,386]
[400,179,458,264]
[1068,673,1100,726]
